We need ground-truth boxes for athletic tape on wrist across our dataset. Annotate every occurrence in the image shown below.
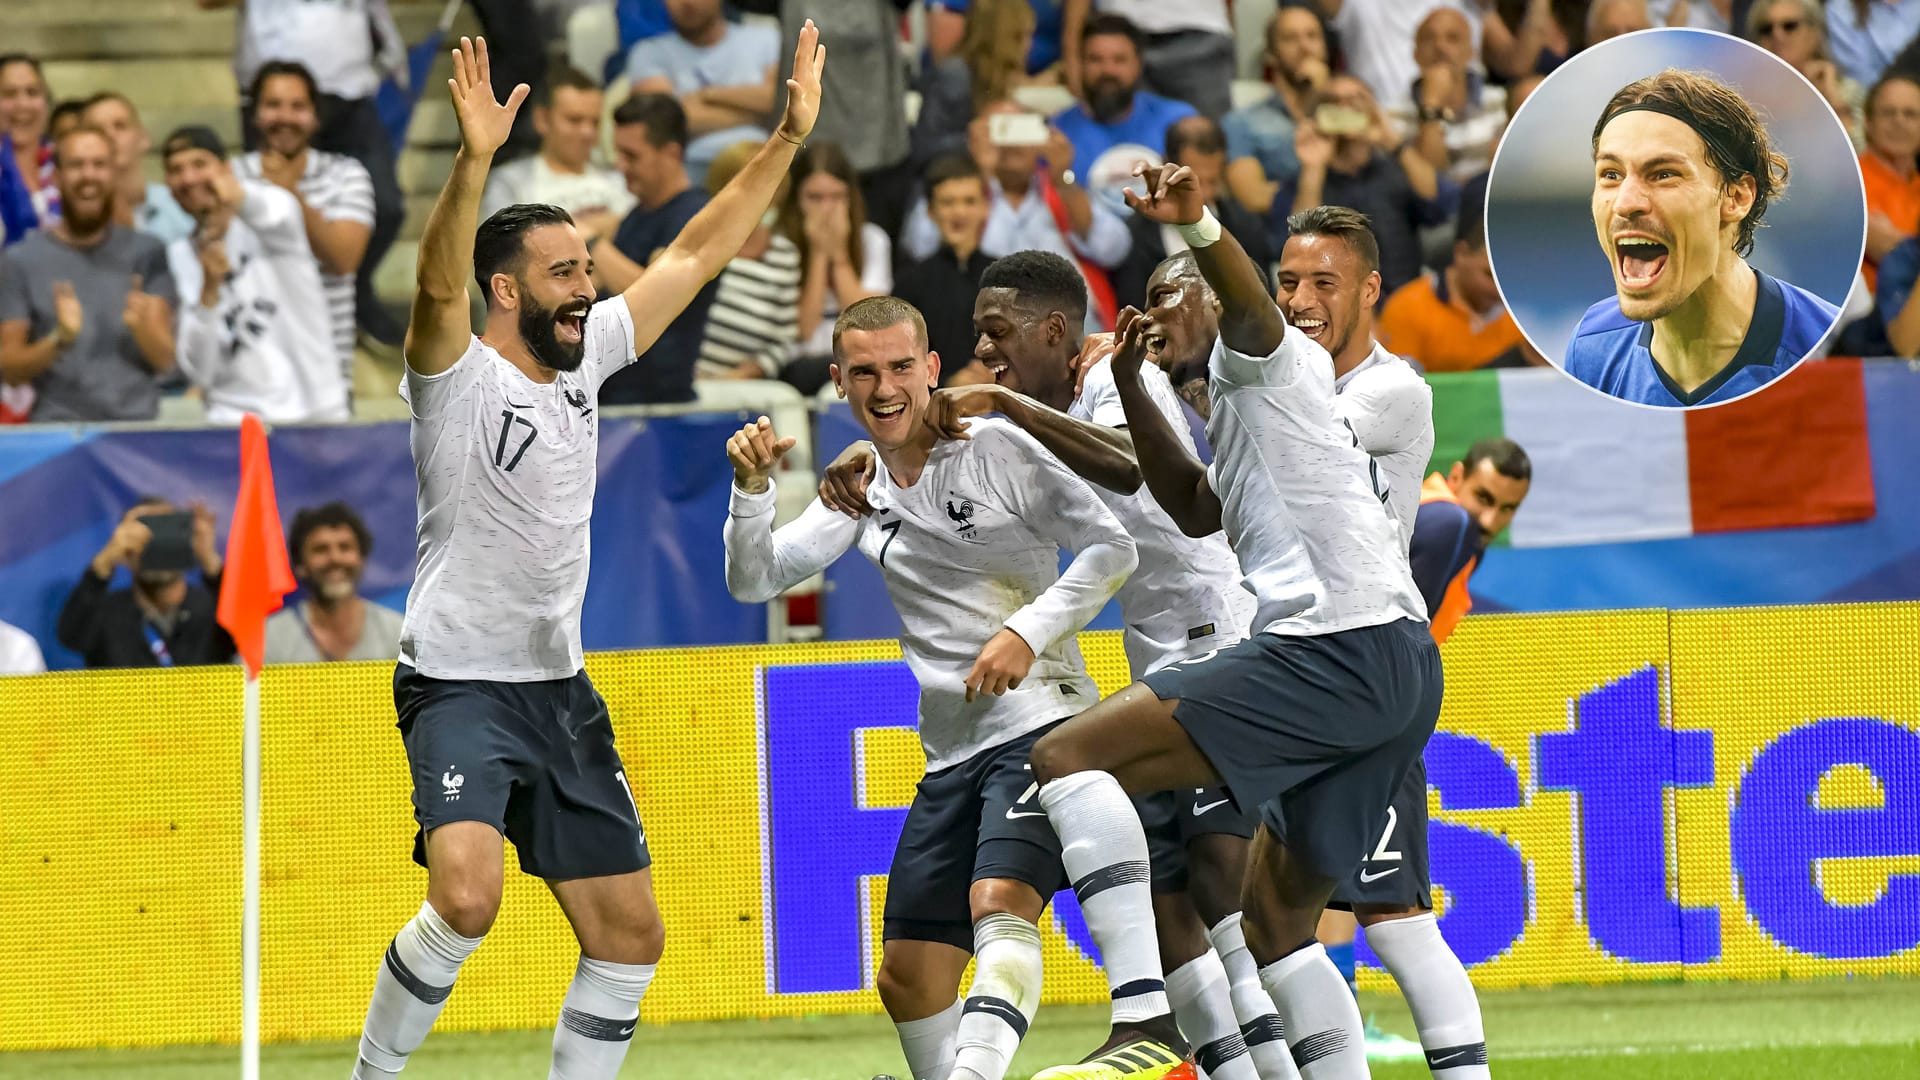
[1176,207,1223,249]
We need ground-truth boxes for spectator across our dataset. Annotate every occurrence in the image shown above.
[1407,6,1508,181]
[1481,0,1575,80]
[57,498,234,670]
[481,65,634,222]
[161,126,348,423]
[234,61,376,397]
[1750,0,1865,146]
[80,92,197,244]
[1586,0,1655,43]
[893,154,994,386]
[1378,206,1537,370]
[911,0,1040,173]
[1649,0,1732,31]
[1115,116,1273,305]
[779,141,890,393]
[1860,74,1920,291]
[695,139,802,379]
[205,0,407,351]
[1,54,56,246]
[48,100,88,142]
[1872,231,1920,354]
[1223,7,1332,216]
[1311,0,1475,113]
[0,616,44,675]
[1276,75,1447,299]
[262,502,403,664]
[585,93,714,404]
[0,126,177,422]
[773,0,912,235]
[1064,0,1236,120]
[1827,0,1920,89]
[1051,15,1197,202]
[625,0,783,185]
[901,100,1131,332]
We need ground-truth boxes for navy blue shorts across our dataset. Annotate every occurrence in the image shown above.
[1137,787,1254,893]
[1140,620,1443,881]
[394,664,649,881]
[883,721,1069,951]
[1327,757,1433,910]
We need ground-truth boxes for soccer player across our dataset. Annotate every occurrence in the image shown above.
[1021,161,1442,1080]
[348,31,825,1080]
[818,251,1296,1080]
[1411,439,1531,644]
[726,295,1138,1080]
[1565,68,1839,407]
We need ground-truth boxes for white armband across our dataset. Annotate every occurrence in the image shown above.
[1175,206,1223,249]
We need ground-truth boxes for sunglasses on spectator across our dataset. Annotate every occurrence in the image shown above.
[1758,19,1803,35]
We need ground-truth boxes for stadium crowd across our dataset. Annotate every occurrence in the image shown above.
[2,0,1919,675]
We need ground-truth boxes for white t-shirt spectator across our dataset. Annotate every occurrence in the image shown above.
[799,222,891,356]
[1329,0,1477,113]
[168,181,350,424]
[233,0,402,101]
[0,619,46,675]
[480,156,637,224]
[623,20,783,175]
[235,149,376,385]
[1095,0,1230,38]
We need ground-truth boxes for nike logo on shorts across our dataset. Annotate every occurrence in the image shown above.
[1193,798,1231,815]
[1359,867,1400,883]
[1005,808,1048,820]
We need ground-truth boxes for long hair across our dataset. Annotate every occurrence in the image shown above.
[961,0,1037,113]
[778,141,866,276]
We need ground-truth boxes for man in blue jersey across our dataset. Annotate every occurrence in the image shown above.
[1564,69,1840,408]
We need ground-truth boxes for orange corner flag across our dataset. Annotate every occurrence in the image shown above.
[218,415,297,678]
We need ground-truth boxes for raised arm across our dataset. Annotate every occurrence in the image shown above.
[1108,307,1222,536]
[405,37,530,378]
[723,416,858,602]
[924,383,1142,494]
[1125,162,1287,357]
[622,22,826,354]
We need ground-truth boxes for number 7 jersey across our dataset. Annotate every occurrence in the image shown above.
[396,297,639,682]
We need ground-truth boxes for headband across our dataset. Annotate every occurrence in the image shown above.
[1599,101,1755,182]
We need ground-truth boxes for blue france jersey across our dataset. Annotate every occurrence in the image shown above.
[1561,269,1838,407]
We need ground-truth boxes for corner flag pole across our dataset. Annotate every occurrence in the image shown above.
[217,414,296,1079]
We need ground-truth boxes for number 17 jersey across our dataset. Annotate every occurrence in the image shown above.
[397,297,638,682]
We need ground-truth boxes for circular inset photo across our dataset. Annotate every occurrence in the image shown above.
[1486,27,1863,409]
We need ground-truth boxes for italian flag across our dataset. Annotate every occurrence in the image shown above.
[1426,360,1876,548]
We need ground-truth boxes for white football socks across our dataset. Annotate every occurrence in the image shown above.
[1166,952,1259,1080]
[1039,771,1169,1025]
[894,998,963,1080]
[1208,914,1301,1080]
[1364,914,1489,1079]
[1258,943,1367,1080]
[353,902,484,1078]
[950,914,1045,1080]
[549,956,655,1080]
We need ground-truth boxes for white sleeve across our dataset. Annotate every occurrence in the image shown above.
[175,302,233,390]
[584,294,641,391]
[1211,321,1319,391]
[323,158,376,226]
[724,485,860,603]
[1067,196,1133,270]
[1339,369,1433,458]
[235,181,311,257]
[973,423,1137,655]
[860,225,893,294]
[401,340,485,420]
[1077,356,1128,427]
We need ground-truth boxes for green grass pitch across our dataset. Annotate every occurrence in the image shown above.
[4,979,1915,1078]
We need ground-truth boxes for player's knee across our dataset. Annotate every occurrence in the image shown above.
[429,882,502,939]
[1028,727,1088,785]
[968,878,1044,923]
[626,912,667,966]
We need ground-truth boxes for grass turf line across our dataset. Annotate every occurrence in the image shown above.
[2,979,1915,1078]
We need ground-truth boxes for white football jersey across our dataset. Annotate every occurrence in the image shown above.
[1205,326,1426,636]
[1334,342,1434,553]
[1070,356,1256,677]
[397,296,637,681]
[725,417,1137,770]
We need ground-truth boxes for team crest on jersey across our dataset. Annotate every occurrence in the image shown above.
[945,496,977,538]
[564,388,593,417]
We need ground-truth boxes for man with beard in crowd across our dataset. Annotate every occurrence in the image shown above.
[0,124,176,421]
[81,91,196,244]
[1052,16,1196,204]
[262,501,404,664]
[57,496,233,669]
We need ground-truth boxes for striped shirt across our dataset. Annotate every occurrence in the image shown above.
[236,150,375,387]
[698,231,802,378]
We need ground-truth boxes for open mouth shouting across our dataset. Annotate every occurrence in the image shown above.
[869,399,909,430]
[555,305,589,345]
[1614,233,1670,292]
[1142,331,1168,359]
